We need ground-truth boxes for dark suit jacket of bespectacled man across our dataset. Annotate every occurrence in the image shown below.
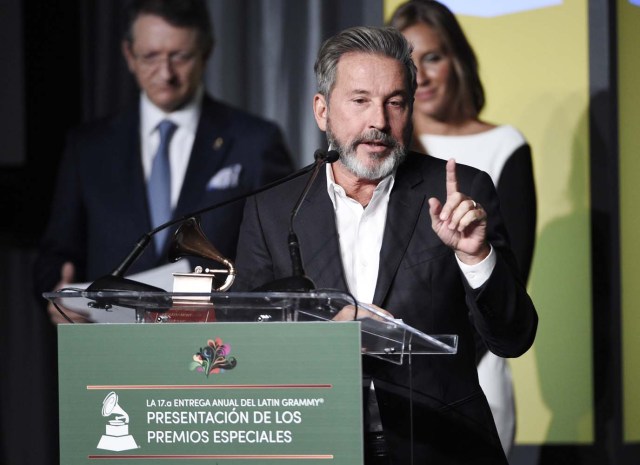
[34,0,294,323]
[232,26,537,464]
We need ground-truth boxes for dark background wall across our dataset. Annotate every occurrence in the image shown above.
[0,1,380,464]
[1,2,83,461]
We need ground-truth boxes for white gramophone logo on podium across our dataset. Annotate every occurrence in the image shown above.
[96,391,139,451]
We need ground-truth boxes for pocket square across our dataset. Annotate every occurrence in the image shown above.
[206,164,242,190]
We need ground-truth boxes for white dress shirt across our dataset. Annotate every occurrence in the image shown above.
[326,165,394,303]
[140,86,203,209]
[325,163,495,304]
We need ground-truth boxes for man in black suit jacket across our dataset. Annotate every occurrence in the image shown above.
[35,0,293,320]
[234,27,537,464]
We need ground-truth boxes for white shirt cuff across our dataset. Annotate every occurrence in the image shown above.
[455,245,496,289]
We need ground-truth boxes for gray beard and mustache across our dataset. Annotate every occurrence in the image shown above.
[326,124,408,181]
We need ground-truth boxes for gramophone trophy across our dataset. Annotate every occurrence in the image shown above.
[145,217,235,323]
[168,217,236,294]
[96,392,139,451]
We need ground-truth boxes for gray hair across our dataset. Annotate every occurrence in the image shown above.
[314,26,417,100]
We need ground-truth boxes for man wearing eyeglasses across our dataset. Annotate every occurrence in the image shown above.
[35,0,293,322]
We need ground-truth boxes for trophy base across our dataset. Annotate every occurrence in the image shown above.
[97,434,138,451]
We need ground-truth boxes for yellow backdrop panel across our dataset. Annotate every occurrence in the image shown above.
[384,0,593,444]
[618,0,640,443]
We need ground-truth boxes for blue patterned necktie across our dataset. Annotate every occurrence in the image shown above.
[147,119,177,255]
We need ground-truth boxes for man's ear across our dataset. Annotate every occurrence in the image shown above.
[122,40,136,72]
[313,93,328,131]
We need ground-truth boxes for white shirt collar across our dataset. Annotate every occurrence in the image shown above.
[325,163,396,209]
[140,85,203,136]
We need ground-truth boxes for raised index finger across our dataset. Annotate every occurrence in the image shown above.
[446,158,458,197]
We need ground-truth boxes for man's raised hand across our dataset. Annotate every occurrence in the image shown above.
[428,159,490,265]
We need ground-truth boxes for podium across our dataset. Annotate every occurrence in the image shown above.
[46,290,457,361]
[45,290,457,464]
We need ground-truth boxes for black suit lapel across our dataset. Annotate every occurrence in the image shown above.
[295,168,349,291]
[111,108,150,230]
[109,107,163,267]
[372,168,426,306]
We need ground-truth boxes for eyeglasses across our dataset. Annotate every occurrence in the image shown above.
[134,51,198,69]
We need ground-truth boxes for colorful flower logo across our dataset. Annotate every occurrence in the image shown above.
[190,337,237,377]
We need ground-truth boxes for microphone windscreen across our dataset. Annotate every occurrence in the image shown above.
[313,149,327,162]
[325,150,340,163]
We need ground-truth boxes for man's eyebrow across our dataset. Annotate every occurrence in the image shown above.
[346,89,408,98]
[347,89,371,96]
[387,89,408,98]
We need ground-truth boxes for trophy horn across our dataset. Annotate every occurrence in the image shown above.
[168,217,236,291]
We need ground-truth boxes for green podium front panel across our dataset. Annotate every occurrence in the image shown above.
[58,322,362,464]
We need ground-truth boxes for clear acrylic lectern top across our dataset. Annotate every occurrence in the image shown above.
[44,289,457,364]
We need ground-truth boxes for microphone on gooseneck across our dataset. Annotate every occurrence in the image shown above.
[255,148,340,292]
[288,149,339,277]
[86,156,325,293]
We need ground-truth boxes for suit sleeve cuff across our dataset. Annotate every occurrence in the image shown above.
[456,245,496,289]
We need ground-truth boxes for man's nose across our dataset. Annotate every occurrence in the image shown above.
[369,104,389,131]
[156,58,177,79]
